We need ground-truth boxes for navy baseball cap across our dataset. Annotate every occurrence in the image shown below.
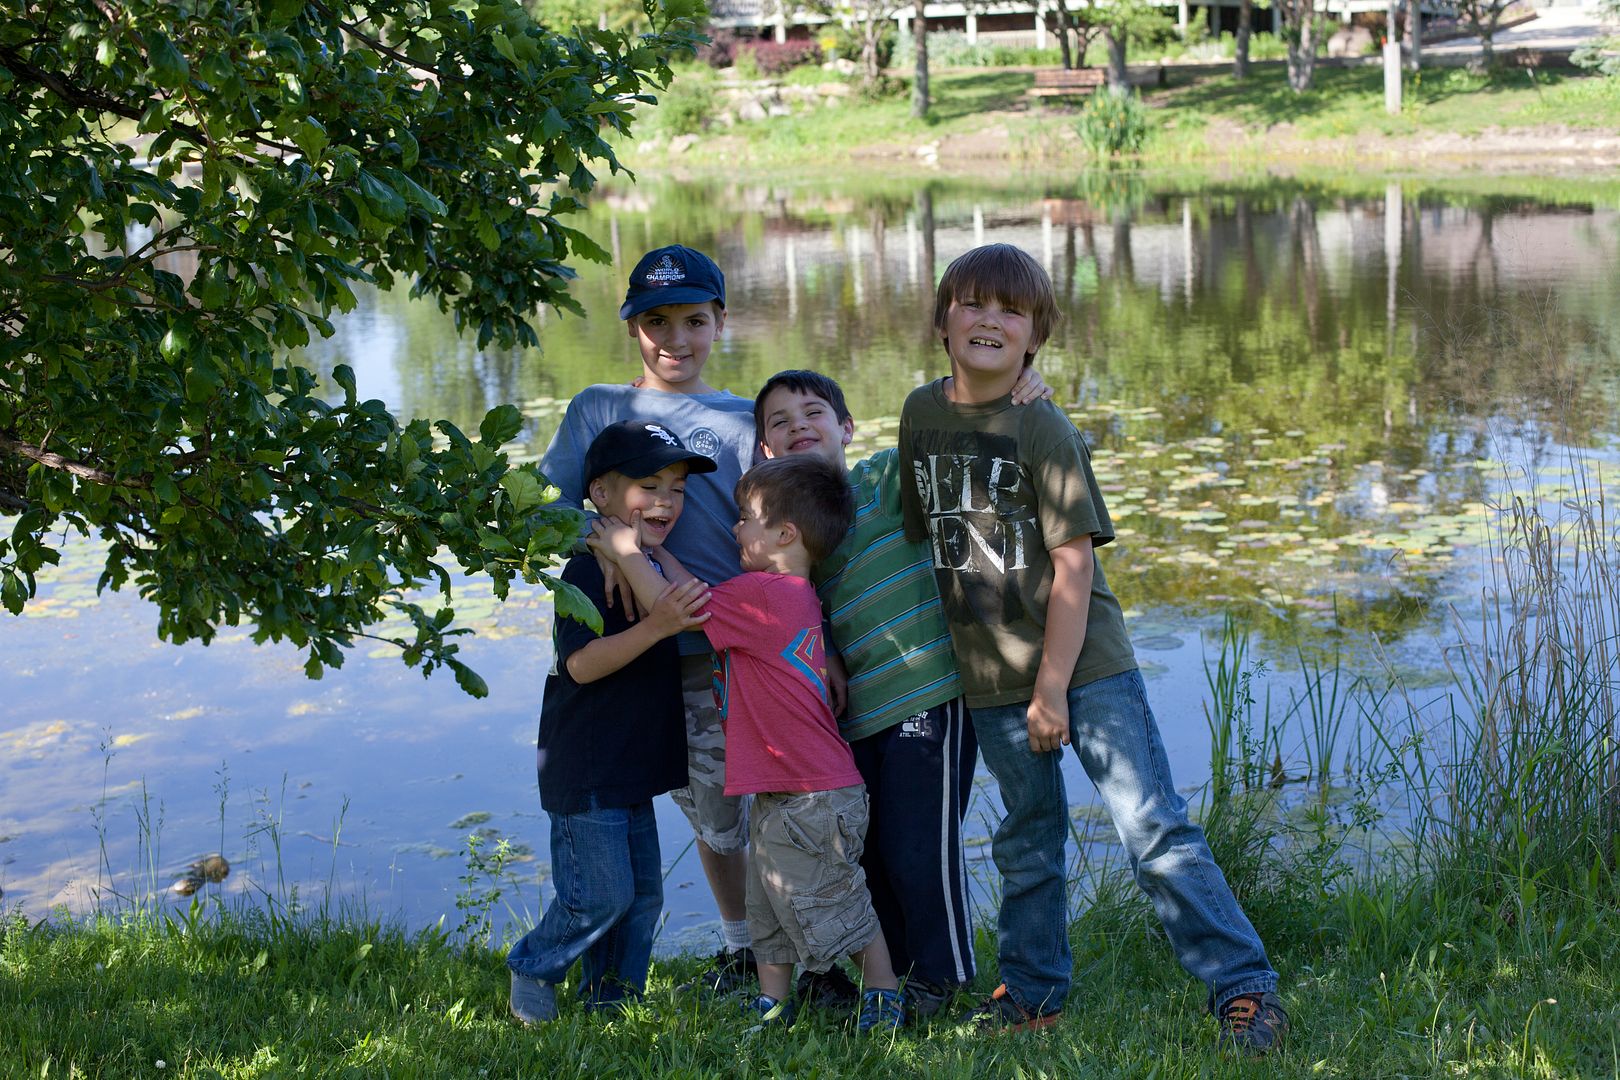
[619,245,726,320]
[583,420,719,490]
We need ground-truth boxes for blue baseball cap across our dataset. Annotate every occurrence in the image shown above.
[619,245,726,320]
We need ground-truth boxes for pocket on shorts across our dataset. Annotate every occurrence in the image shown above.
[777,806,825,858]
[788,885,876,964]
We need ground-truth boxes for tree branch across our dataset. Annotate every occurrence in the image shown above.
[309,1,458,81]
[0,434,119,485]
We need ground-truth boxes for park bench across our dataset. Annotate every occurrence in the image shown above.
[1027,64,1167,99]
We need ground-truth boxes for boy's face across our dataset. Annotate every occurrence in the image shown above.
[626,303,726,393]
[732,492,779,573]
[941,295,1035,385]
[757,386,853,467]
[590,462,689,548]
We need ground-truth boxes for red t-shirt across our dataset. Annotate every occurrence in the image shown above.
[703,572,863,797]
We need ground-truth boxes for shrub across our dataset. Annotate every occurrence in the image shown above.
[738,39,822,77]
[652,72,718,136]
[698,26,740,68]
[1075,88,1151,156]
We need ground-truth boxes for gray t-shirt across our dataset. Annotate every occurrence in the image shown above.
[540,381,759,588]
[898,380,1137,709]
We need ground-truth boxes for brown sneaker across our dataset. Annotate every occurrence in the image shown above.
[1217,991,1289,1054]
[960,983,1060,1033]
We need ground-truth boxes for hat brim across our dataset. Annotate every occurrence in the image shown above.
[592,448,719,485]
[619,286,726,320]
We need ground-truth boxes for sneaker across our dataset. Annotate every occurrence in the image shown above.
[796,965,861,1011]
[509,971,559,1025]
[1216,991,1289,1054]
[742,993,798,1027]
[857,987,905,1034]
[960,983,1059,1033]
[677,947,757,997]
[900,976,953,1022]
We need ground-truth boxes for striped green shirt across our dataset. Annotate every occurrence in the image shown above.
[812,448,963,743]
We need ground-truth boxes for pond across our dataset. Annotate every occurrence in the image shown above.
[3,173,1618,955]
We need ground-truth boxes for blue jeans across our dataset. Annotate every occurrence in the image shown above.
[506,800,663,1007]
[972,669,1277,1015]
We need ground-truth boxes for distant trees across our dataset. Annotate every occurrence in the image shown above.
[1453,0,1517,65]
[1275,0,1322,91]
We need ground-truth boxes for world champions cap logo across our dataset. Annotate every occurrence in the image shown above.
[643,254,686,287]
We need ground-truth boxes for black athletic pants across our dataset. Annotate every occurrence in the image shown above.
[849,697,979,988]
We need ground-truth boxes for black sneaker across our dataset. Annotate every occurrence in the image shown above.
[1216,991,1289,1054]
[796,964,861,1011]
[960,983,1060,1033]
[900,976,953,1022]
[677,947,757,997]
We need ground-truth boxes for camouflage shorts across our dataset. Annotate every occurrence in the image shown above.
[669,652,749,855]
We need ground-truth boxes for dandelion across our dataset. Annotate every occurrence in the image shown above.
[156,1062,167,1071]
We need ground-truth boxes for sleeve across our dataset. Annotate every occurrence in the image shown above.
[538,391,601,510]
[552,557,606,665]
[897,399,927,543]
[1031,408,1116,551]
[700,574,767,654]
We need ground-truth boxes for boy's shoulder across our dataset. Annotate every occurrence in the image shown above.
[566,382,752,415]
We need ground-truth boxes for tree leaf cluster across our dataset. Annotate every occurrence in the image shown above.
[0,0,706,692]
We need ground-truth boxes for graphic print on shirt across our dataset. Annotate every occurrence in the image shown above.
[711,651,731,720]
[910,429,1040,627]
[780,627,827,702]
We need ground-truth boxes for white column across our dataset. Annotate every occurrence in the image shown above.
[848,226,864,307]
[785,236,799,320]
[1384,182,1402,335]
[906,211,919,284]
[1182,198,1195,305]
[1042,206,1054,275]
[1034,5,1046,50]
[774,11,787,43]
[1178,0,1190,39]
[966,12,978,44]
[1383,39,1402,114]
[973,205,985,248]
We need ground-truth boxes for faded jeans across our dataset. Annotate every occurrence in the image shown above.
[506,800,662,1007]
[971,669,1277,1015]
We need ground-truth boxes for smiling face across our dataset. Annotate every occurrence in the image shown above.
[732,491,781,573]
[757,386,853,467]
[590,462,690,547]
[941,295,1036,400]
[626,302,725,394]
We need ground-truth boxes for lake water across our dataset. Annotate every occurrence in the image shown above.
[4,174,1617,954]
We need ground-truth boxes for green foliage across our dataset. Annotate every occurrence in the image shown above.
[651,67,720,134]
[0,0,707,691]
[898,30,1061,68]
[1076,88,1152,155]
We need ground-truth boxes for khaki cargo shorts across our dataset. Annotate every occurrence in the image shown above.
[669,653,749,855]
[747,784,881,972]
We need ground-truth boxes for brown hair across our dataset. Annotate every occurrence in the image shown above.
[932,243,1059,365]
[734,456,853,564]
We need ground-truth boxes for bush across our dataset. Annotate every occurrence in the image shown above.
[651,72,718,136]
[738,39,822,77]
[896,30,1060,68]
[698,26,741,68]
[1075,88,1151,156]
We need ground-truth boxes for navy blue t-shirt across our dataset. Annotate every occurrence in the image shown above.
[536,555,687,814]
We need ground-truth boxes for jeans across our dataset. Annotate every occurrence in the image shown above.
[972,668,1277,1015]
[506,800,663,1007]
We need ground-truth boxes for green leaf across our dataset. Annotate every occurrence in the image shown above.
[449,660,489,698]
[500,470,546,515]
[292,118,329,161]
[552,578,604,633]
[356,170,407,225]
[144,31,190,89]
[479,404,523,447]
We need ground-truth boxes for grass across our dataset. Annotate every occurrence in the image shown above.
[628,63,1620,174]
[5,464,1617,1078]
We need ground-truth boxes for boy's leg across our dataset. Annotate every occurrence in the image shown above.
[1066,669,1278,1011]
[850,697,978,991]
[968,700,1072,1017]
[581,800,664,1008]
[669,654,752,968]
[507,807,638,1005]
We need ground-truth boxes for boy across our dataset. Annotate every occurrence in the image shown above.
[539,244,760,994]
[753,368,1051,1019]
[508,420,716,1023]
[896,244,1288,1052]
[594,456,906,1033]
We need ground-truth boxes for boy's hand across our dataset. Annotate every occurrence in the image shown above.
[587,516,649,620]
[825,650,848,718]
[1026,686,1070,754]
[645,578,710,639]
[1010,366,1055,406]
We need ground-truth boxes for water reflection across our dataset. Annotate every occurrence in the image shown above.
[4,176,1617,942]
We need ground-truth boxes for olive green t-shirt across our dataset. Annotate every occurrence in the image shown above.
[897,381,1137,709]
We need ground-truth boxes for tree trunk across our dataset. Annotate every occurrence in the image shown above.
[861,19,881,87]
[911,0,929,118]
[1284,2,1318,92]
[1405,0,1422,71]
[1234,0,1252,79]
[1105,28,1128,95]
[1052,2,1075,70]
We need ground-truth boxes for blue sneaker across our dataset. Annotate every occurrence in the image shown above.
[509,971,558,1025]
[858,987,905,1034]
[743,993,798,1028]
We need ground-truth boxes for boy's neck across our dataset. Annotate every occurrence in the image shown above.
[945,365,1021,405]
[640,371,716,395]
[752,547,813,579]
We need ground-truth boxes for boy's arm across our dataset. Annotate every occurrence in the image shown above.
[589,513,699,614]
[564,577,710,684]
[1027,535,1094,753]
